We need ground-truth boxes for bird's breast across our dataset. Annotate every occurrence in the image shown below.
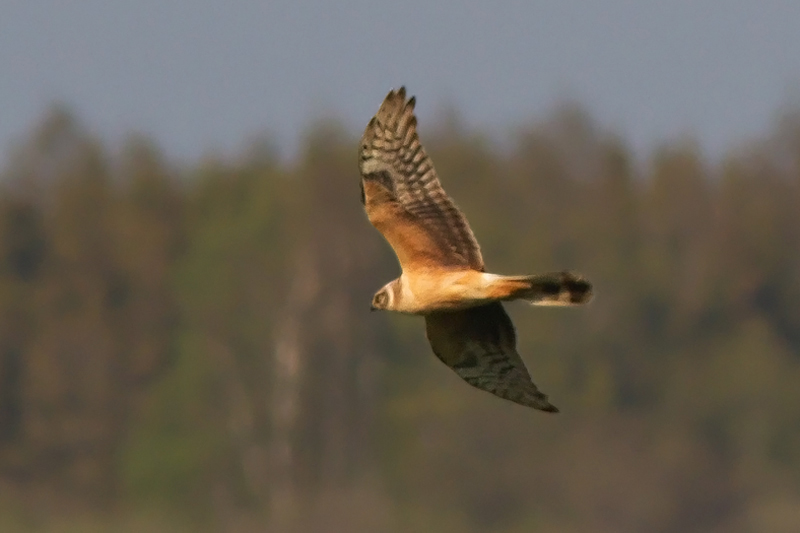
[400,269,490,314]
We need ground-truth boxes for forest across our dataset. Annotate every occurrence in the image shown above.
[0,101,799,532]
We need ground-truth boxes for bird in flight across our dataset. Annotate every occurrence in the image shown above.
[359,87,592,412]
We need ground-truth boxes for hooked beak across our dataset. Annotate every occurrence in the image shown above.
[369,305,377,312]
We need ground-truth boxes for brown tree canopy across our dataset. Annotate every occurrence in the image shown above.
[1,104,800,532]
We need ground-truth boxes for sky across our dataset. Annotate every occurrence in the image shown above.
[2,0,800,164]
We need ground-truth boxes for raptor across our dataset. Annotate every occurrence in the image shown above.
[359,87,592,412]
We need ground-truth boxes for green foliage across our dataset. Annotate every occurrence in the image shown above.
[121,332,226,511]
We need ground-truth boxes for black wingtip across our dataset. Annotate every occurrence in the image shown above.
[540,404,560,414]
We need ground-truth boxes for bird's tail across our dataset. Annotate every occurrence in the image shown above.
[501,271,593,306]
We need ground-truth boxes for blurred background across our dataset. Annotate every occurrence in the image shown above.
[2,1,800,532]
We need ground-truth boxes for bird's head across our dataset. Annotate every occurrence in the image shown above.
[370,283,395,311]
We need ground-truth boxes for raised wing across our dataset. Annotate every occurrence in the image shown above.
[359,87,484,272]
[425,302,558,412]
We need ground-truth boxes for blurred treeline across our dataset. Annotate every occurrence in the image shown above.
[1,103,800,533]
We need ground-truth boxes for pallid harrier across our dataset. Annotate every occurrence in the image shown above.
[359,87,592,412]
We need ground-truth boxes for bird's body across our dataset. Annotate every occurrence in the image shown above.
[359,87,593,412]
[374,270,498,314]
[376,270,584,314]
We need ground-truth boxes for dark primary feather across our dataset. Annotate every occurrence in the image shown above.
[425,303,559,412]
[359,87,484,271]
